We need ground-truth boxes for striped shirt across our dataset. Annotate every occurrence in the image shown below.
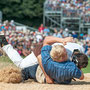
[41,45,81,84]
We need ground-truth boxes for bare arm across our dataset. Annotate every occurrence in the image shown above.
[37,55,54,84]
[22,49,28,56]
[43,36,73,46]
[79,70,84,80]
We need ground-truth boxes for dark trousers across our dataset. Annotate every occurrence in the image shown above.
[21,64,38,81]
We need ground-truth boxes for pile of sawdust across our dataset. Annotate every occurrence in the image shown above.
[0,66,22,83]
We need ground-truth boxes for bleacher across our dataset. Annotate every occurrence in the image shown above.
[43,0,90,33]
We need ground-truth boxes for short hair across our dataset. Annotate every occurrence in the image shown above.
[50,45,66,62]
[74,53,88,68]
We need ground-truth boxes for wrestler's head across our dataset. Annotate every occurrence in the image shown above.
[50,45,68,62]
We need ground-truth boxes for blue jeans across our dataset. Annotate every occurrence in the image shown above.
[22,64,38,81]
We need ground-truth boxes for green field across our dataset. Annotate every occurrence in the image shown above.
[82,58,90,73]
[0,56,13,63]
[0,56,90,73]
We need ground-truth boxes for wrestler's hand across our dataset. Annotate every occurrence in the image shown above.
[46,76,54,84]
[63,37,73,45]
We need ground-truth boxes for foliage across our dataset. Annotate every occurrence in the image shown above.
[0,0,45,27]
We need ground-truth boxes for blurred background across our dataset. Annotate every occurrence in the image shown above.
[0,0,90,58]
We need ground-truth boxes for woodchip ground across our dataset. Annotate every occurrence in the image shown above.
[0,61,90,90]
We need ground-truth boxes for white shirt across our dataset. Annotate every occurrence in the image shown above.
[52,42,84,59]
[36,34,43,42]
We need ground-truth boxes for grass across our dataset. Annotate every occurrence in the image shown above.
[0,56,13,63]
[82,58,90,73]
[0,56,15,69]
[0,56,90,73]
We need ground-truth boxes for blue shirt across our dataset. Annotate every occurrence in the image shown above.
[44,28,50,36]
[44,28,50,33]
[41,45,81,84]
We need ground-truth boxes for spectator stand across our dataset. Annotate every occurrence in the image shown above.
[14,22,38,32]
[43,0,90,34]
[80,2,90,33]
[61,8,81,33]
[43,0,62,28]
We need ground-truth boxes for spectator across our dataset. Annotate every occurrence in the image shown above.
[53,28,58,37]
[43,26,50,36]
[36,32,43,43]
[63,28,69,37]
[72,31,78,38]
[57,28,63,38]
[38,24,44,33]
[79,33,84,40]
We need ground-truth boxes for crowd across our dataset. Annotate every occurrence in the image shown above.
[45,0,90,22]
[0,0,89,86]
[0,21,50,57]
[0,20,90,57]
[53,27,90,57]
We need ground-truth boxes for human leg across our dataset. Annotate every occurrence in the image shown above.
[20,52,38,68]
[21,64,38,81]
[36,65,45,83]
[2,44,38,69]
[0,64,42,83]
[22,64,46,83]
[0,34,38,68]
[2,44,23,67]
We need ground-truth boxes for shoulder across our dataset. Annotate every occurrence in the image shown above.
[66,42,80,46]
[41,45,52,51]
[66,43,84,53]
[65,43,81,50]
[52,43,63,47]
[41,45,52,60]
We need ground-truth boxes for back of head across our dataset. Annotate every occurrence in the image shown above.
[73,53,88,69]
[50,45,67,62]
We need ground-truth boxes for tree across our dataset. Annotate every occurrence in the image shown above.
[0,0,45,27]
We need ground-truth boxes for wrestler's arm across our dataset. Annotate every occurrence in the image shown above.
[37,36,73,83]
[37,55,54,84]
[79,70,84,80]
[43,36,73,46]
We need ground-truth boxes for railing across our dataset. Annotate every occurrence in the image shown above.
[14,22,38,31]
[81,15,90,24]
[44,1,61,12]
[62,9,81,18]
[0,11,2,22]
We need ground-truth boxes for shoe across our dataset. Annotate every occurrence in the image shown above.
[0,35,8,47]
